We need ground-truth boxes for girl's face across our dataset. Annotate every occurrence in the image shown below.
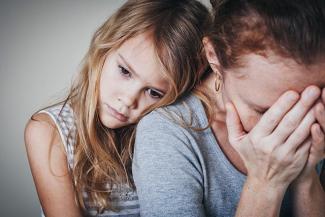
[98,32,169,129]
[222,53,325,132]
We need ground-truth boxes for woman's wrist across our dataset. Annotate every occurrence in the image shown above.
[236,176,287,217]
[291,170,318,191]
[245,176,287,203]
[290,170,325,217]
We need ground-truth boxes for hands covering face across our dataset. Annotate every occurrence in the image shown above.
[226,86,325,189]
[300,88,325,181]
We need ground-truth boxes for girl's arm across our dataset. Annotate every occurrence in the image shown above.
[25,113,83,217]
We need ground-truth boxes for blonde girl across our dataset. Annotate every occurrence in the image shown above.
[24,0,211,216]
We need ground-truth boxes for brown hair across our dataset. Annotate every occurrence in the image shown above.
[193,0,325,126]
[208,0,325,70]
[49,0,211,214]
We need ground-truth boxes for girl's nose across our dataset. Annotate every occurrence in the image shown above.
[121,91,138,109]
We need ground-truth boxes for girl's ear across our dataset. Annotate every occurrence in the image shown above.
[203,37,221,73]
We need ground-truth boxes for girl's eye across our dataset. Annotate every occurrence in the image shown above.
[118,65,131,77]
[147,88,164,99]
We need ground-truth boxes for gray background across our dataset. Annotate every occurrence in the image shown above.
[0,0,210,216]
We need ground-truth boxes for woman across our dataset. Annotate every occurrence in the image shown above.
[132,0,325,216]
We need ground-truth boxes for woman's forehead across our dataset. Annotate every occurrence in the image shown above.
[232,53,325,107]
[235,53,325,86]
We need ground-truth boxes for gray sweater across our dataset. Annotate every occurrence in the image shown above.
[132,94,324,217]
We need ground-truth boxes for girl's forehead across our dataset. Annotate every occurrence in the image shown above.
[109,34,169,90]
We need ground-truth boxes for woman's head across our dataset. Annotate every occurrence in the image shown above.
[204,0,325,131]
[207,0,325,68]
[66,0,211,212]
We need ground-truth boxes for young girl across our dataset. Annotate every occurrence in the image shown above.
[24,0,211,216]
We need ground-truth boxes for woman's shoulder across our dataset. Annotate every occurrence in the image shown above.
[135,94,210,159]
[161,93,202,114]
[138,93,207,131]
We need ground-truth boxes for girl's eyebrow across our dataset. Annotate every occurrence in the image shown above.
[118,53,138,77]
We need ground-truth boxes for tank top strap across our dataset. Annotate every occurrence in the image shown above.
[39,103,76,169]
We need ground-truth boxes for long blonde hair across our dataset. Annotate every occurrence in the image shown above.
[55,0,211,213]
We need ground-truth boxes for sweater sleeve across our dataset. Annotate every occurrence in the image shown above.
[132,111,206,217]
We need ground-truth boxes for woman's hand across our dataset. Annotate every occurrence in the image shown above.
[295,110,325,184]
[226,86,321,191]
[293,88,325,184]
[290,88,325,217]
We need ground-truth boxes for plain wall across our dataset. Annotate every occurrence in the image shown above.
[0,0,210,216]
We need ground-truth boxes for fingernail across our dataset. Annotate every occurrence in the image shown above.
[315,103,324,115]
[317,102,324,110]
[286,91,299,101]
[315,124,322,134]
[307,86,320,98]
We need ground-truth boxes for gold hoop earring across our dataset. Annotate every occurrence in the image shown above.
[215,74,222,93]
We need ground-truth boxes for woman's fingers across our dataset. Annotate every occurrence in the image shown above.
[293,138,311,166]
[311,123,325,159]
[226,102,246,145]
[253,91,299,136]
[271,86,320,141]
[315,102,325,133]
[281,109,315,152]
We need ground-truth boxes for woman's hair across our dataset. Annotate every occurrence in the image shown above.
[196,0,325,123]
[208,0,325,70]
[58,0,211,213]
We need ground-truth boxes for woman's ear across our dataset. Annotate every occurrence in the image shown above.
[203,37,221,73]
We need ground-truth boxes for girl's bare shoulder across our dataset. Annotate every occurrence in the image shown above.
[24,112,61,148]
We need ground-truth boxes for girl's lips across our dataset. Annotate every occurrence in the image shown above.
[105,104,128,122]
